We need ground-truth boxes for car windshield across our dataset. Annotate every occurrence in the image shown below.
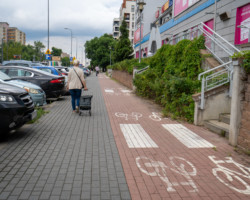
[0,71,11,81]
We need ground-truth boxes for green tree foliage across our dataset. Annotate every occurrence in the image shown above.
[85,34,116,71]
[61,57,70,66]
[134,36,206,122]
[113,20,134,62]
[1,41,45,62]
[51,47,62,56]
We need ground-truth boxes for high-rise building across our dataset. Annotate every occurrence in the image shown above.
[8,27,26,45]
[0,22,9,45]
[113,18,120,39]
[119,0,136,44]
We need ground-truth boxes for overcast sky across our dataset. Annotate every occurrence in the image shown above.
[0,0,121,62]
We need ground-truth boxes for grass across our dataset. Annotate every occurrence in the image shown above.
[28,107,49,124]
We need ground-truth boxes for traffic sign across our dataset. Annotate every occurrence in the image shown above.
[45,49,51,54]
[70,57,73,61]
[45,54,51,60]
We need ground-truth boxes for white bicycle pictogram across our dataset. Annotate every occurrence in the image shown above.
[115,112,142,121]
[209,156,250,195]
[149,112,162,121]
[136,156,198,193]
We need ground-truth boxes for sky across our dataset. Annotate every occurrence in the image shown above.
[0,0,121,63]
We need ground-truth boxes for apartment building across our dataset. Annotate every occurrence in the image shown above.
[119,0,136,44]
[8,27,26,45]
[113,18,120,39]
[0,22,9,44]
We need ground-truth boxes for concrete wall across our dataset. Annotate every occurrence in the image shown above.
[238,74,250,150]
[193,85,231,125]
[111,70,133,90]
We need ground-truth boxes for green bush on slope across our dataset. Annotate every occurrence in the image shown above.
[134,36,205,122]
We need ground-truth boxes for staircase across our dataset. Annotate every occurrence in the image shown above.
[204,113,230,138]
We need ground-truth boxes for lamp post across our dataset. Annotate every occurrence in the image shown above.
[48,0,50,51]
[109,47,112,66]
[137,0,146,63]
[64,28,73,57]
[79,46,83,64]
[74,37,78,59]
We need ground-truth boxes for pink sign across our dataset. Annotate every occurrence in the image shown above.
[204,19,214,49]
[134,25,143,44]
[235,3,250,45]
[174,0,200,17]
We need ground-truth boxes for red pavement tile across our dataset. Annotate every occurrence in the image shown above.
[98,74,250,200]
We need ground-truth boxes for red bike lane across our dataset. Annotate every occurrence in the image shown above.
[98,74,250,200]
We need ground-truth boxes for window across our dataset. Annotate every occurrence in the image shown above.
[132,22,134,29]
[131,5,135,12]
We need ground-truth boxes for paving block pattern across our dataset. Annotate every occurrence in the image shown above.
[0,74,131,200]
[98,74,250,200]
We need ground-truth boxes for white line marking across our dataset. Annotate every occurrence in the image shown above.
[120,124,158,148]
[162,124,214,148]
[121,89,132,93]
[105,89,114,93]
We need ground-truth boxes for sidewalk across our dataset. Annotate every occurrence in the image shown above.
[0,74,131,200]
[98,73,250,200]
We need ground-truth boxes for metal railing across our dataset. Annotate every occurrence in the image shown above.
[167,22,240,109]
[133,66,149,78]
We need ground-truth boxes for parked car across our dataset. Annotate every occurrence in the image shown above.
[32,66,61,76]
[0,66,66,99]
[0,82,37,133]
[54,66,69,76]
[3,60,33,67]
[0,71,46,106]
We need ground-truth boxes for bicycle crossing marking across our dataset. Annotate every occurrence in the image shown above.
[120,124,158,148]
[209,156,250,195]
[136,156,198,193]
[162,124,214,148]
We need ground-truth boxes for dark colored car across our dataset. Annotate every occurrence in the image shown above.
[0,82,37,133]
[0,66,66,99]
[54,66,69,76]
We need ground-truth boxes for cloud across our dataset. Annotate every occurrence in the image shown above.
[0,0,121,56]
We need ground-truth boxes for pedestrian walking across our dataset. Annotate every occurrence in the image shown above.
[95,65,100,76]
[67,59,88,113]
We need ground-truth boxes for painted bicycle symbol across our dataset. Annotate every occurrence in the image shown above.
[115,112,142,121]
[136,156,198,193]
[149,112,162,121]
[209,156,250,195]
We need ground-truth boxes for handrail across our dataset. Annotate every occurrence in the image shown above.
[200,22,240,54]
[198,61,232,80]
[135,66,149,74]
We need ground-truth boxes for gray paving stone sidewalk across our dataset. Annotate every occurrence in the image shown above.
[0,74,131,200]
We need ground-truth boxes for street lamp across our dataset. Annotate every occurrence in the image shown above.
[48,0,50,51]
[109,47,112,66]
[79,46,83,64]
[137,0,146,63]
[73,37,78,59]
[64,28,73,57]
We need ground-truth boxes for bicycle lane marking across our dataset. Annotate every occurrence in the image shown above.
[162,124,215,148]
[209,155,250,195]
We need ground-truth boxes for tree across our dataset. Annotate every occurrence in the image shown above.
[113,20,134,62]
[51,47,62,56]
[85,34,117,71]
[34,41,45,61]
[61,57,70,66]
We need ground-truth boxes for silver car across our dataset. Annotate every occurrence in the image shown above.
[0,71,46,106]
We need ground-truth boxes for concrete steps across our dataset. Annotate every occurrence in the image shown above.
[204,113,230,138]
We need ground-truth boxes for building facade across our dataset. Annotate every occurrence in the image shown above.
[134,0,250,58]
[0,22,9,44]
[113,18,120,39]
[119,0,136,44]
[7,27,26,45]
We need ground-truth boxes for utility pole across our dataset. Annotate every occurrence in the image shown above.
[1,38,3,63]
[48,0,50,51]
